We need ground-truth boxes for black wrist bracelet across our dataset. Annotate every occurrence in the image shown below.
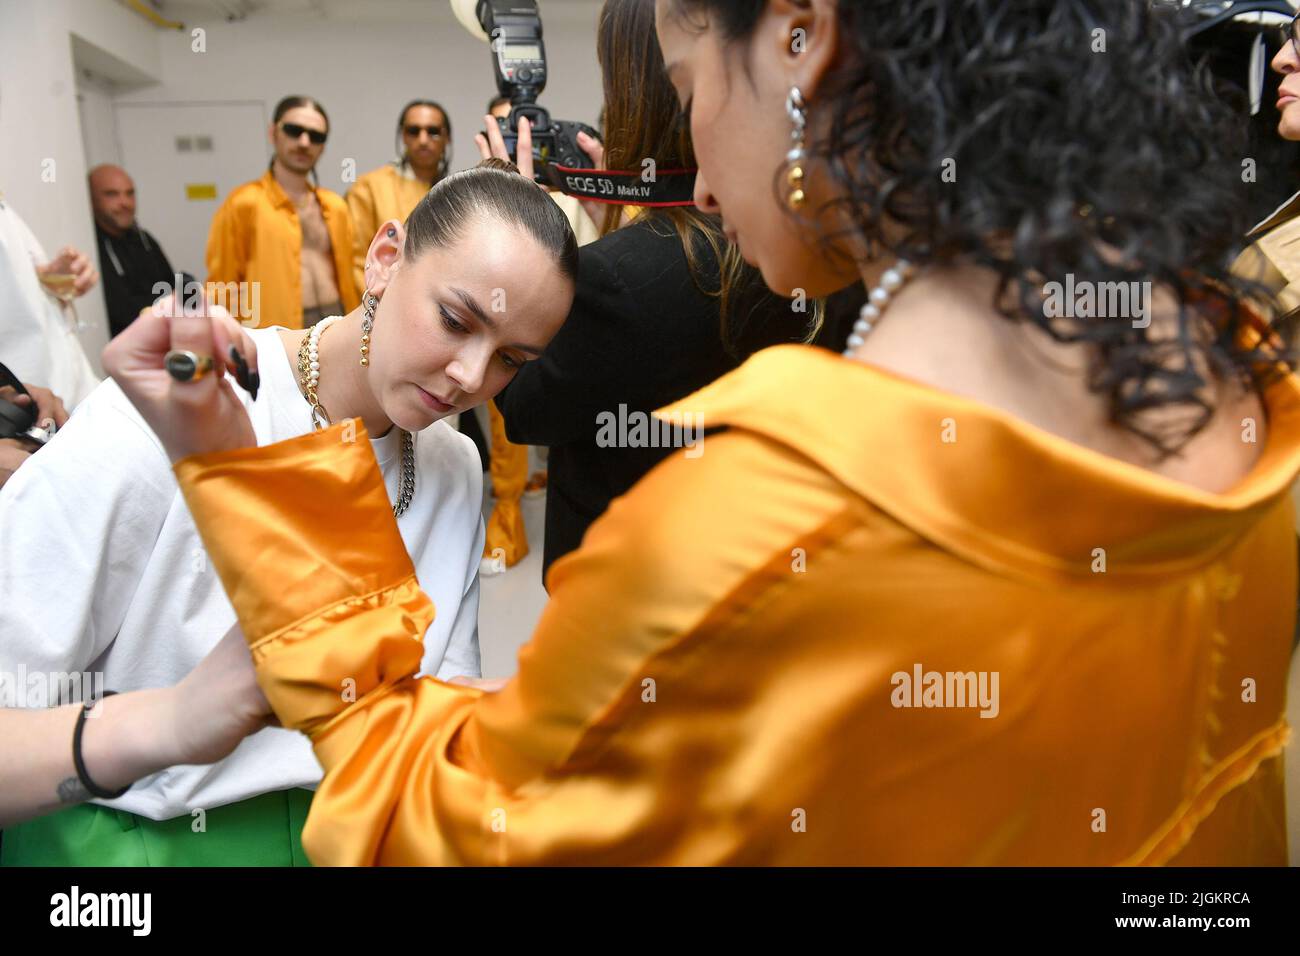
[72,691,132,800]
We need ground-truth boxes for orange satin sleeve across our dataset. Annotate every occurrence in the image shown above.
[204,194,248,291]
[176,421,690,866]
[171,418,832,865]
[483,402,530,568]
[169,342,1300,866]
[174,424,471,863]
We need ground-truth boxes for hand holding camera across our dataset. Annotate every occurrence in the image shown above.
[475,0,602,179]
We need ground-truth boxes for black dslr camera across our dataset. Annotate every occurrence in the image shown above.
[477,0,600,178]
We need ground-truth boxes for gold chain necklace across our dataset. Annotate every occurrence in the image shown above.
[296,317,337,429]
[296,317,415,518]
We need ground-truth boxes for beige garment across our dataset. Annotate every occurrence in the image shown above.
[550,192,602,248]
[1232,190,1300,315]
[1233,190,1300,536]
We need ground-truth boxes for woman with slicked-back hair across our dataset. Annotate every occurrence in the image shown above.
[0,159,578,864]
[495,0,804,583]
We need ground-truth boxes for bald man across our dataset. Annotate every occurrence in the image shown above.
[89,165,183,337]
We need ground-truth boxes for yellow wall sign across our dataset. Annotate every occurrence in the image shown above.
[185,183,218,200]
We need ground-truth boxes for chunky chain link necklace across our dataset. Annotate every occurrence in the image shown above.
[296,317,415,518]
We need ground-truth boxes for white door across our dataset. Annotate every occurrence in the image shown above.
[113,101,268,282]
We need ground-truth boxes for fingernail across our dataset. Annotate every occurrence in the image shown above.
[229,346,251,391]
[249,372,260,402]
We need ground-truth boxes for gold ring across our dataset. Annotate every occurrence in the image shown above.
[164,349,214,383]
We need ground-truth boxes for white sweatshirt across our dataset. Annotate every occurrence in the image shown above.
[0,198,100,408]
[0,326,484,820]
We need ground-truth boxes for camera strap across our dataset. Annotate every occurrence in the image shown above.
[537,163,697,207]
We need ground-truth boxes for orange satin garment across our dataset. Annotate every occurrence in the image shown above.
[206,170,359,329]
[175,345,1299,865]
[483,402,530,569]
[344,165,432,301]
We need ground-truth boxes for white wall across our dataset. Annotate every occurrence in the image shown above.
[0,0,161,375]
[112,2,603,249]
[77,72,123,169]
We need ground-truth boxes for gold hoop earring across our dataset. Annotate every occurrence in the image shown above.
[360,291,377,367]
[785,86,808,211]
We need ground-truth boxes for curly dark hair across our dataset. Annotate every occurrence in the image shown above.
[671,0,1295,453]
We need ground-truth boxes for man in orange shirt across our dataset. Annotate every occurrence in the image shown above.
[206,95,358,329]
[346,100,451,298]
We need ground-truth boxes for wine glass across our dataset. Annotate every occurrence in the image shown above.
[37,268,86,332]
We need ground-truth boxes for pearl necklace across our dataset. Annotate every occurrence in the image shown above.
[296,317,416,519]
[843,259,914,356]
[298,316,339,429]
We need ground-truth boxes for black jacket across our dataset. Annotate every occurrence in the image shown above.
[497,216,801,584]
[96,224,179,337]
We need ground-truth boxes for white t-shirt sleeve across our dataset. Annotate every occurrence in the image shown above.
[0,379,175,677]
[432,513,485,681]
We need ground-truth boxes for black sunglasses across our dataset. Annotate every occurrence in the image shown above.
[1283,12,1300,57]
[280,122,327,145]
[404,124,445,139]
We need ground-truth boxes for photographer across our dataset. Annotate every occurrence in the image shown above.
[491,0,805,582]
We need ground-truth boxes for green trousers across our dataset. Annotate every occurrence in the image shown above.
[0,788,314,866]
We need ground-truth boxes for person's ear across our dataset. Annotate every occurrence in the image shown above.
[364,220,406,297]
[771,0,838,103]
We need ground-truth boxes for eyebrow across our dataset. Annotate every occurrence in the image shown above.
[448,286,545,356]
[451,287,492,326]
